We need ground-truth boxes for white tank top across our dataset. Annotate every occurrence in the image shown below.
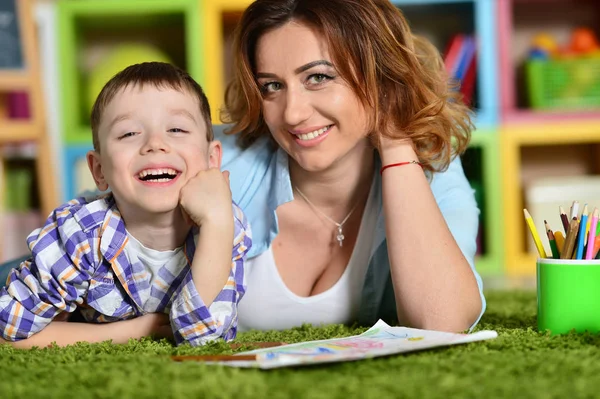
[237,178,378,332]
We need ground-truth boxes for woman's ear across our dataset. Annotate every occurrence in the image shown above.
[207,140,223,170]
[86,150,109,191]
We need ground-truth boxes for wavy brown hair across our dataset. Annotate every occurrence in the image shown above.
[222,0,473,173]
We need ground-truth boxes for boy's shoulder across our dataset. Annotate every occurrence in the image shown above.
[53,193,116,234]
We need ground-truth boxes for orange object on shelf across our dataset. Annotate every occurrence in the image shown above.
[569,27,600,55]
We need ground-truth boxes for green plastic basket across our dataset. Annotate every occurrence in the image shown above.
[526,58,600,110]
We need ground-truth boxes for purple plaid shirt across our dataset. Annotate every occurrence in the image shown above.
[0,194,251,346]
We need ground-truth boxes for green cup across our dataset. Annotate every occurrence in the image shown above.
[537,258,600,335]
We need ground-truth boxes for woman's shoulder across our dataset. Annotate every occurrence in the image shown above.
[213,124,278,202]
[214,124,274,166]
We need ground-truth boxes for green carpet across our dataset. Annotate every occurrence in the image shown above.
[2,290,600,399]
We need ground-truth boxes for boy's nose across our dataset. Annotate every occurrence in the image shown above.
[141,132,170,153]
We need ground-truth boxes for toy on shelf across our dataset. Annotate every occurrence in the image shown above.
[526,27,600,110]
[568,28,600,57]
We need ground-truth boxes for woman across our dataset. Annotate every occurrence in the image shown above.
[0,0,484,344]
[218,0,484,333]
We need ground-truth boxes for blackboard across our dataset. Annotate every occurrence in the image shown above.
[0,0,23,69]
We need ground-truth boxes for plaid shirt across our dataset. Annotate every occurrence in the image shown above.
[0,194,251,346]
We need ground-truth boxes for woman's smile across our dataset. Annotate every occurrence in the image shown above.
[290,124,333,147]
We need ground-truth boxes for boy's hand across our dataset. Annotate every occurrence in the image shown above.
[128,313,173,341]
[179,169,233,227]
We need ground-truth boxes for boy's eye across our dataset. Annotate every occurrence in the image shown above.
[119,132,137,139]
[168,128,189,133]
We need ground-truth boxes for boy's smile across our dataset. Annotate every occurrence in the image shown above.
[87,84,221,223]
[136,164,181,186]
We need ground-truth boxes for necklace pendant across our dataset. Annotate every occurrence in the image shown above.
[336,226,344,247]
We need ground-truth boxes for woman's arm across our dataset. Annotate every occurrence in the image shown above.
[0,313,172,349]
[380,141,482,333]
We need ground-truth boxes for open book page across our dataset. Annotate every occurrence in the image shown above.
[219,320,498,369]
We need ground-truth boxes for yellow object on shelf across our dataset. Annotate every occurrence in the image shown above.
[202,0,253,123]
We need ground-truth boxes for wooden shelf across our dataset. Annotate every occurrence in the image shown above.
[0,121,40,144]
[503,120,600,145]
[0,72,31,91]
[503,110,600,125]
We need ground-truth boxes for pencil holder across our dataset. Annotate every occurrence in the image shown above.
[537,258,600,335]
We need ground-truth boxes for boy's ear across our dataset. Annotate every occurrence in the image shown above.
[208,140,223,170]
[86,150,109,191]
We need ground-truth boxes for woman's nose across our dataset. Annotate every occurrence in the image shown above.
[283,88,312,127]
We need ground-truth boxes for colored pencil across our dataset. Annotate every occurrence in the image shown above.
[554,231,565,256]
[523,209,547,258]
[171,355,257,362]
[545,221,559,259]
[586,208,599,260]
[561,218,579,260]
[559,206,570,234]
[576,205,589,259]
[171,342,287,362]
[228,342,287,350]
[585,215,592,253]
[571,201,580,220]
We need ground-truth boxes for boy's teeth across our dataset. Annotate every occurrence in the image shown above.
[138,168,177,179]
[298,126,330,141]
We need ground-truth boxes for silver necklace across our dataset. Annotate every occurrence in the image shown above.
[294,186,361,247]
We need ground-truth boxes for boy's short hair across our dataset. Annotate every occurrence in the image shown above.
[91,62,213,152]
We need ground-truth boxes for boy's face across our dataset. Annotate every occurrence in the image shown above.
[87,85,221,217]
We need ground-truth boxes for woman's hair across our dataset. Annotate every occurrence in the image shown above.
[222,0,473,173]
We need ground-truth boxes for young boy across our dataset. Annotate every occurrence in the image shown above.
[0,62,251,348]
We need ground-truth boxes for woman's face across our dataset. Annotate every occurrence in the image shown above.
[255,21,370,172]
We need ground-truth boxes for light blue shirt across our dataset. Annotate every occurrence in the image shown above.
[214,125,486,331]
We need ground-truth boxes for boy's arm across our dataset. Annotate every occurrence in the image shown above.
[0,313,172,348]
[0,205,96,342]
[170,204,251,346]
[189,207,235,308]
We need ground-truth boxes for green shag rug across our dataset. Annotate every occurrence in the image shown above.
[2,290,600,399]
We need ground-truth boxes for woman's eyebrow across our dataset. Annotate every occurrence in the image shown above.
[256,60,334,79]
[294,60,333,74]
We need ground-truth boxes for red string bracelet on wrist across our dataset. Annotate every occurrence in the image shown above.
[380,160,423,175]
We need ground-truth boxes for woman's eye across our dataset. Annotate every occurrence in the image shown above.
[261,82,282,93]
[168,128,188,133]
[119,132,137,139]
[307,74,333,85]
